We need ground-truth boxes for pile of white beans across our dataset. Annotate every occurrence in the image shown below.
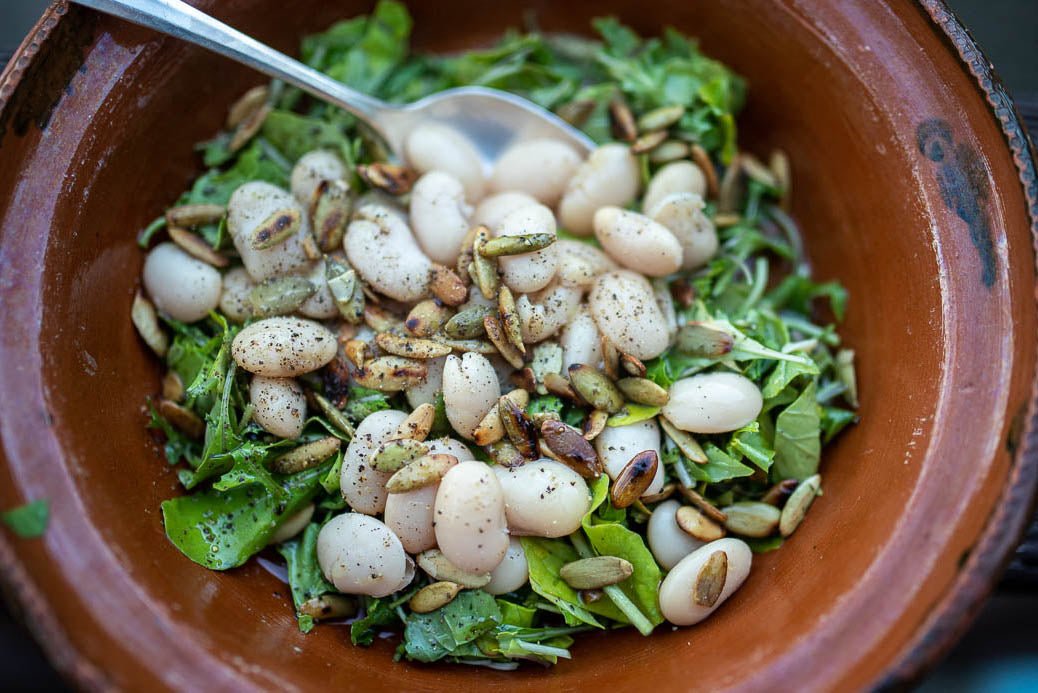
[139,119,770,628]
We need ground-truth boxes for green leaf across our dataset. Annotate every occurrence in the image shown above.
[1,500,49,538]
[323,0,412,95]
[686,443,755,484]
[344,386,392,422]
[728,421,775,472]
[772,380,821,480]
[260,110,352,163]
[277,523,336,632]
[528,395,564,416]
[519,537,612,628]
[821,405,857,444]
[403,590,501,662]
[744,536,784,553]
[351,588,417,646]
[497,600,537,628]
[180,140,289,208]
[606,403,660,427]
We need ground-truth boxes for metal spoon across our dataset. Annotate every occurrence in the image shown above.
[72,0,596,164]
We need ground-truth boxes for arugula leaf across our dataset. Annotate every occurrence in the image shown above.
[1,500,49,538]
[772,380,821,480]
[728,421,775,471]
[685,443,755,484]
[527,395,565,417]
[606,403,660,427]
[180,140,289,207]
[147,402,198,466]
[821,405,857,444]
[497,600,537,628]
[319,0,412,96]
[351,587,418,646]
[277,523,336,633]
[519,537,609,628]
[344,386,392,421]
[744,536,784,553]
[260,110,353,164]
[403,590,501,662]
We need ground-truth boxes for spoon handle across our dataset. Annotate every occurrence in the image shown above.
[73,0,389,123]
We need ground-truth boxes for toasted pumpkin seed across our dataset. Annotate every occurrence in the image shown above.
[375,331,453,359]
[762,479,799,507]
[429,264,468,306]
[693,551,728,607]
[370,438,429,473]
[168,226,229,267]
[229,102,271,153]
[386,453,458,493]
[251,207,302,250]
[455,226,479,284]
[326,260,365,324]
[472,227,500,299]
[600,335,620,380]
[473,404,506,446]
[560,556,634,589]
[158,399,204,439]
[496,286,525,354]
[740,153,778,189]
[779,474,822,537]
[649,140,690,164]
[249,275,316,317]
[675,505,727,542]
[630,129,669,155]
[540,420,602,479]
[677,484,727,523]
[410,581,462,613]
[353,356,427,392]
[670,278,695,308]
[272,436,342,474]
[769,148,791,203]
[617,377,670,407]
[675,323,735,358]
[363,304,403,333]
[301,232,322,260]
[484,315,525,369]
[356,162,417,195]
[530,411,562,427]
[499,395,538,459]
[405,299,452,338]
[568,364,624,413]
[443,305,491,339]
[166,203,226,229]
[619,353,647,378]
[311,179,352,252]
[558,98,596,127]
[486,439,526,469]
[417,549,492,588]
[312,391,355,439]
[689,144,719,198]
[637,104,686,133]
[131,292,168,357]
[510,367,537,393]
[611,450,659,508]
[722,502,781,538]
[544,371,580,402]
[582,409,609,441]
[343,339,370,368]
[529,341,562,395]
[162,371,184,403]
[641,482,676,504]
[298,594,357,621]
[609,98,637,142]
[579,588,605,604]
[391,403,436,442]
[432,335,498,355]
[718,155,744,213]
[480,232,556,258]
[713,212,742,228]
[226,85,269,128]
[659,417,708,464]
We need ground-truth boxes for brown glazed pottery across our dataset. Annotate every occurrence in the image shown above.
[0,0,1036,690]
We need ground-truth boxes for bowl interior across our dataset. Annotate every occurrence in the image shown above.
[0,0,1035,690]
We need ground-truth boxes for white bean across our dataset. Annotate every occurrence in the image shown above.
[516,282,581,344]
[434,461,509,573]
[558,144,640,236]
[658,538,752,625]
[560,306,604,372]
[647,500,704,570]
[588,270,670,360]
[442,353,500,439]
[219,266,254,323]
[485,537,529,595]
[268,503,314,545]
[227,181,312,282]
[662,373,763,434]
[409,171,473,265]
[594,419,665,496]
[297,259,339,320]
[489,139,582,206]
[249,375,306,438]
[339,409,408,515]
[425,437,476,462]
[142,243,222,323]
[642,161,707,214]
[232,317,337,377]
[555,239,619,289]
[346,205,432,302]
[495,204,558,294]
[647,192,718,270]
[593,206,683,277]
[353,190,408,225]
[405,355,446,409]
[473,191,538,230]
[290,150,346,205]
[404,123,485,201]
[494,460,590,537]
[317,513,413,597]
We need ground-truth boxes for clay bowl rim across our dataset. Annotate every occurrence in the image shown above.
[0,0,1036,690]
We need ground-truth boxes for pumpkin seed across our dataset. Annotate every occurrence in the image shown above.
[779,474,822,537]
[312,391,355,439]
[617,377,670,407]
[158,399,204,439]
[675,505,727,542]
[540,420,602,479]
[689,144,719,198]
[375,331,453,359]
[162,371,184,403]
[131,292,168,357]
[362,304,403,333]
[740,153,778,189]
[472,227,500,299]
[409,581,462,614]
[632,499,653,518]
[343,339,370,368]
[659,417,708,463]
[229,102,271,153]
[480,232,556,258]
[609,98,637,142]
[677,484,727,523]
[248,276,316,317]
[722,502,781,538]
[391,403,436,442]
[693,551,728,607]
[298,594,356,621]
[272,436,342,474]
[405,299,452,338]
[429,264,468,306]
[250,207,302,250]
[326,260,365,324]
[582,409,609,441]
[675,323,735,358]
[165,203,226,229]
[568,364,624,413]
[370,438,429,473]
[529,341,562,395]
[496,286,525,354]
[386,453,458,493]
[761,479,799,507]
[417,549,491,588]
[557,98,596,127]
[630,129,668,155]
[301,232,322,261]
[353,356,427,392]
[611,450,659,508]
[670,278,695,308]
[619,352,646,378]
[718,155,744,213]
[530,411,562,427]
[443,305,491,339]
[356,162,417,196]
[499,395,538,459]
[600,335,620,380]
[579,588,605,604]
[226,84,269,128]
[544,372,580,402]
[637,104,686,133]
[484,315,525,369]
[649,140,690,164]
[455,226,479,284]
[641,482,676,504]
[472,404,506,446]
[432,336,498,355]
[311,179,352,252]
[486,439,526,469]
[769,148,791,203]
[168,226,228,267]
[510,367,537,393]
[713,212,742,228]
[560,556,634,589]
[835,349,858,407]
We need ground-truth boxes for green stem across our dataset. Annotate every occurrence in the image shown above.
[569,533,654,636]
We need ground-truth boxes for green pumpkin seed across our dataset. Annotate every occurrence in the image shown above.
[229,102,271,153]
[693,551,728,607]
[311,179,352,251]
[677,484,728,524]
[226,85,269,129]
[432,335,499,355]
[769,149,791,200]
[675,323,735,358]
[443,305,492,339]
[168,226,229,268]
[353,356,428,392]
[630,129,669,155]
[248,275,317,317]
[158,399,204,439]
[779,474,822,537]
[722,501,781,538]
[131,292,168,357]
[251,206,302,249]
[272,436,341,474]
[690,143,719,198]
[392,403,437,442]
[649,140,690,164]
[375,331,453,359]
[312,392,355,439]
[496,286,524,354]
[637,104,686,133]
[362,304,403,333]
[740,153,779,189]
[298,594,357,621]
[370,438,429,473]
[166,203,226,229]
[610,450,659,508]
[617,377,670,407]
[835,349,858,407]
[486,439,526,469]
[406,299,452,338]
[484,315,525,369]
[675,505,726,542]
[410,581,462,614]
[480,233,556,258]
[356,162,417,195]
[718,156,744,213]
[326,259,365,324]
[560,556,634,589]
[568,364,624,413]
[386,453,458,493]
[557,99,596,127]
[417,550,491,588]
[761,479,799,507]
[472,227,500,299]
[659,417,708,463]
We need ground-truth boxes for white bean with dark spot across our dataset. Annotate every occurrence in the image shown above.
[410,170,473,265]
[339,409,408,515]
[658,538,752,625]
[594,419,665,496]
[485,537,529,595]
[494,204,558,294]
[647,192,718,270]
[317,513,414,597]
[588,270,670,360]
[404,123,485,201]
[290,149,346,205]
[250,375,306,438]
[142,243,222,323]
[558,143,640,236]
[434,461,509,573]
[227,181,312,282]
[473,191,538,230]
[494,460,590,537]
[489,138,582,206]
[593,206,683,277]
[642,160,707,214]
[346,204,432,302]
[647,500,704,570]
[662,373,763,434]
[442,353,500,439]
[231,317,337,377]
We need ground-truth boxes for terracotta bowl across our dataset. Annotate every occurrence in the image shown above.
[0,0,1036,690]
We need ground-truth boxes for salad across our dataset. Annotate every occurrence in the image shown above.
[132,1,858,668]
